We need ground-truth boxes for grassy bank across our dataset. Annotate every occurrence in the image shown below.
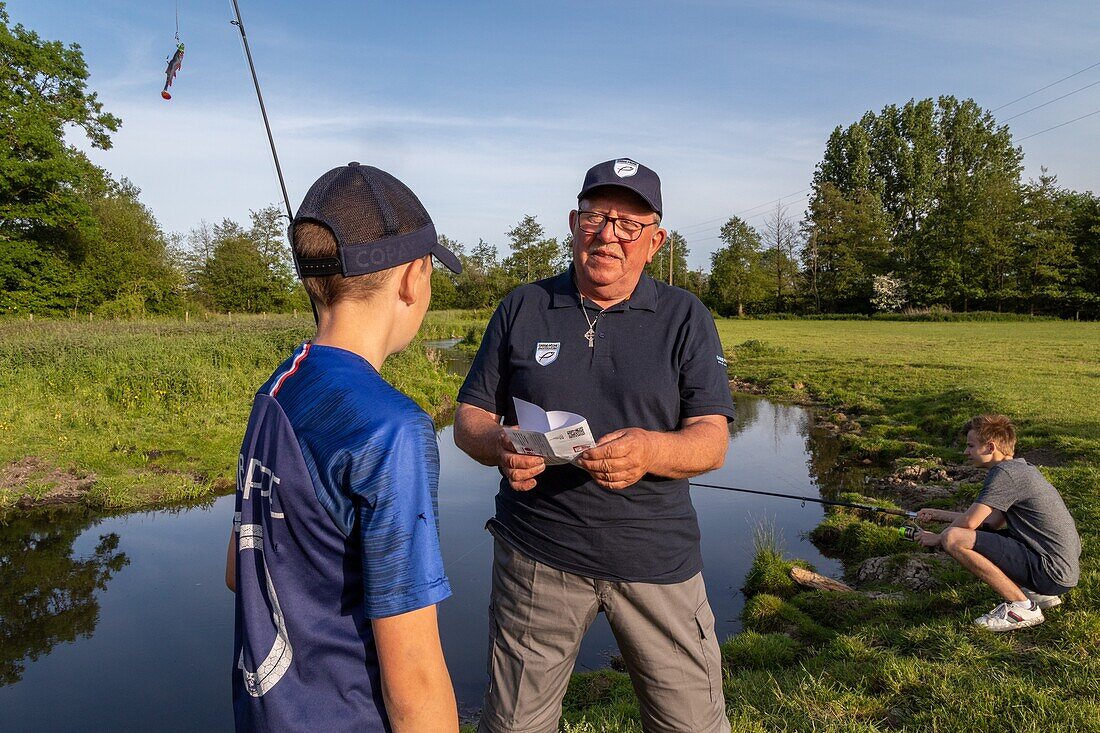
[554,319,1100,731]
[0,314,464,516]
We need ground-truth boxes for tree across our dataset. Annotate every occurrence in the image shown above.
[429,234,464,310]
[706,217,765,316]
[247,205,296,294]
[451,238,515,309]
[1062,190,1100,319]
[503,214,560,282]
[804,183,892,312]
[0,4,124,314]
[80,178,184,316]
[761,203,800,311]
[0,3,119,250]
[646,230,690,288]
[871,272,907,312]
[807,96,1026,311]
[1016,172,1075,315]
[195,218,297,312]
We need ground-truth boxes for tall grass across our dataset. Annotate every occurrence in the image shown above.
[0,314,464,514]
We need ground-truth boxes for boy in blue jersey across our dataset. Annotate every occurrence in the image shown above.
[224,162,463,732]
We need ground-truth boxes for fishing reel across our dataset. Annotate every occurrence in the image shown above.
[898,525,922,542]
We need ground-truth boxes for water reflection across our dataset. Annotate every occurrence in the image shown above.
[0,512,128,687]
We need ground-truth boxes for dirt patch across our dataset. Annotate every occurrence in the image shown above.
[1,456,96,509]
[729,377,767,396]
[1017,447,1070,467]
[212,476,235,493]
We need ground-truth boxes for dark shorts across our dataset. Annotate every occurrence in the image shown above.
[973,531,1074,596]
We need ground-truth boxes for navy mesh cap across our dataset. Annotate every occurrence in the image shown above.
[577,158,662,217]
[291,162,461,278]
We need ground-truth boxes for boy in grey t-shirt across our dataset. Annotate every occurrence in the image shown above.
[915,415,1081,632]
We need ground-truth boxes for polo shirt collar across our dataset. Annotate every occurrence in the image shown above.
[549,265,658,312]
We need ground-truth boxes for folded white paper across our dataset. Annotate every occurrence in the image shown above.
[503,397,596,465]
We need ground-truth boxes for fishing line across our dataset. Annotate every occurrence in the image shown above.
[689,481,917,518]
[228,0,293,221]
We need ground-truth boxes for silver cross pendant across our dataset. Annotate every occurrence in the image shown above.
[585,327,595,348]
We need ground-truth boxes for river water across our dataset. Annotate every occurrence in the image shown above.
[0,386,845,730]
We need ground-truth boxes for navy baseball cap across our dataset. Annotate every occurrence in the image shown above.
[577,158,662,217]
[290,162,461,278]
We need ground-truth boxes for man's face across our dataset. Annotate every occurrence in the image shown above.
[569,188,666,299]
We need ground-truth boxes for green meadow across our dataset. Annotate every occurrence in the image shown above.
[0,313,466,515]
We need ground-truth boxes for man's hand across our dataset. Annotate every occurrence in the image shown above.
[575,428,658,490]
[499,430,545,491]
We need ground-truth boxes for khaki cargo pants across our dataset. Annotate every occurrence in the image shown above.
[478,539,730,733]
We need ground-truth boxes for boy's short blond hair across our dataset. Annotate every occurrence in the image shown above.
[293,221,392,308]
[964,414,1017,455]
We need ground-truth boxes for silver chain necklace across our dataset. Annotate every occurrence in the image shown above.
[580,296,610,348]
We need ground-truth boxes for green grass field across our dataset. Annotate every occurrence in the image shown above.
[0,314,464,515]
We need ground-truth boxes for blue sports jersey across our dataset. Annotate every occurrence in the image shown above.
[232,343,451,732]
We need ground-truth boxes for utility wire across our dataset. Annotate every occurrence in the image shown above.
[1000,78,1100,122]
[992,60,1100,112]
[1017,108,1100,141]
[676,187,811,235]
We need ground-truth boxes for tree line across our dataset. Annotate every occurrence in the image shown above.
[705,97,1100,319]
[3,6,1097,319]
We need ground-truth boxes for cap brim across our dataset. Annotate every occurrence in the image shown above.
[432,242,463,274]
[578,182,661,218]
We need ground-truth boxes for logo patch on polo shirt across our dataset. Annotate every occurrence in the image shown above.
[716,354,728,367]
[535,342,560,366]
[613,159,639,178]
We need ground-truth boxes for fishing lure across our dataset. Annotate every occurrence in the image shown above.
[161,42,185,100]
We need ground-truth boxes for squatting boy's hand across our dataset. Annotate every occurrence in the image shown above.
[917,530,942,548]
[498,429,545,491]
[575,428,657,491]
[915,508,943,523]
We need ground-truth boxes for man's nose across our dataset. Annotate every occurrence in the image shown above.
[597,219,619,243]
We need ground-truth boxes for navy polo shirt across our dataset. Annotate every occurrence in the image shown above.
[458,267,735,583]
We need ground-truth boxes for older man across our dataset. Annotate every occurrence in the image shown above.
[455,159,734,733]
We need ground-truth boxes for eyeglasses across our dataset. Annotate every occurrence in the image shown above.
[575,210,658,242]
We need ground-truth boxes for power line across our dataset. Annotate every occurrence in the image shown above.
[992,60,1100,112]
[676,187,811,235]
[1017,108,1100,141]
[1001,78,1100,122]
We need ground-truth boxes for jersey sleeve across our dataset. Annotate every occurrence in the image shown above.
[678,298,736,421]
[353,412,452,619]
[457,301,510,415]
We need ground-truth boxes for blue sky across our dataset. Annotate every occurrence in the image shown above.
[11,0,1100,268]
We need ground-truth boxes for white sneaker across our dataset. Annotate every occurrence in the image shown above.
[1020,587,1062,610]
[974,602,1044,632]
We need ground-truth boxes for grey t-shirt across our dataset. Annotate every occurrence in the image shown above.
[976,458,1081,587]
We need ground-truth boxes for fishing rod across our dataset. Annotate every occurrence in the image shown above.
[229,0,293,220]
[689,481,917,518]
